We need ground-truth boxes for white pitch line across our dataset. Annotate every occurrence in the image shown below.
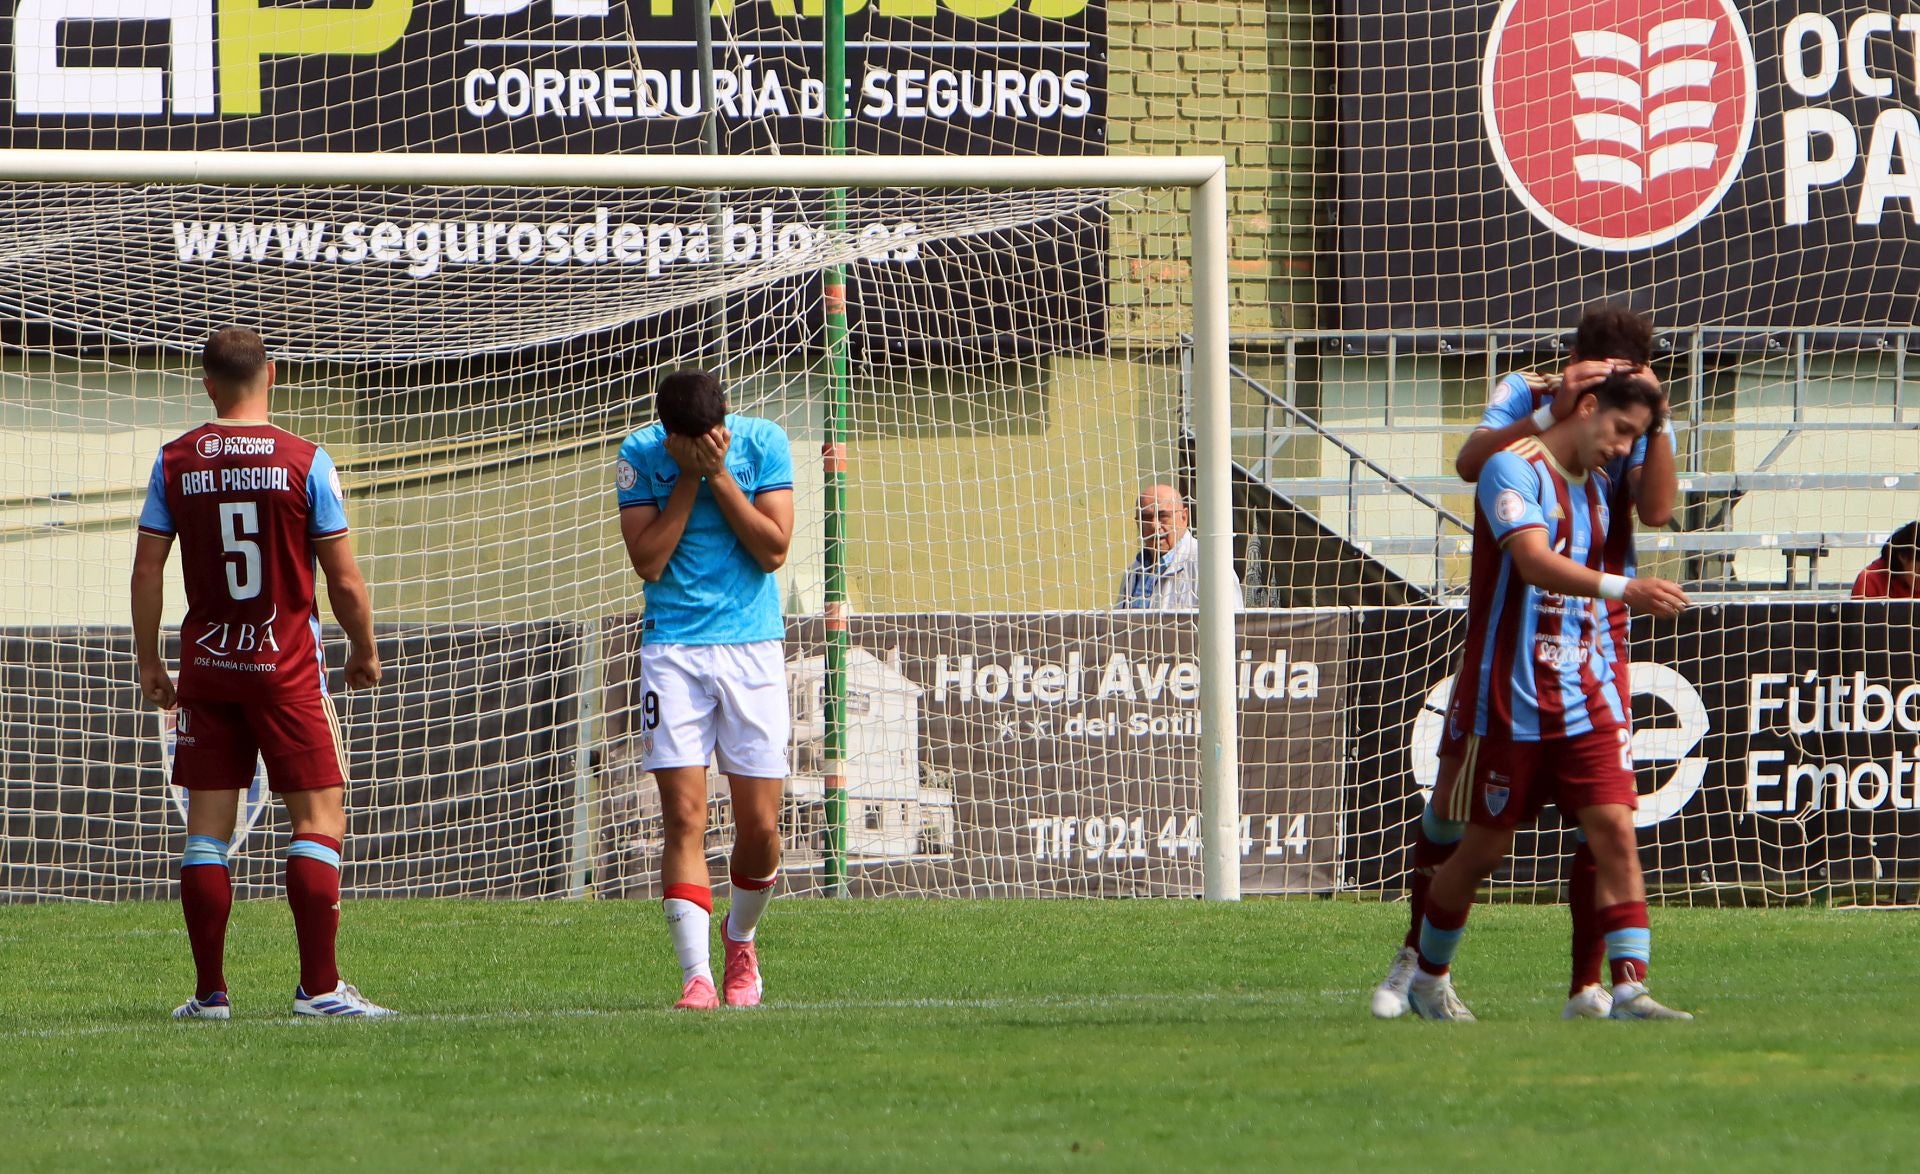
[4,991,1305,1040]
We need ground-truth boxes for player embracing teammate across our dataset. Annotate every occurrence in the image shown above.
[1373,305,1693,1021]
[133,328,392,1020]
[616,369,796,1010]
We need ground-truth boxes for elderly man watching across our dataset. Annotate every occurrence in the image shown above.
[1116,484,1240,609]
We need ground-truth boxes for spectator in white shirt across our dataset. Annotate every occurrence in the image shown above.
[1116,483,1240,609]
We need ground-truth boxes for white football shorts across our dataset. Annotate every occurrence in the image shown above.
[638,639,791,779]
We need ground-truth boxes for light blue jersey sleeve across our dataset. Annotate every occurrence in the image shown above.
[746,419,794,496]
[307,447,349,537]
[1479,449,1548,545]
[1477,372,1537,431]
[615,429,661,510]
[136,452,172,537]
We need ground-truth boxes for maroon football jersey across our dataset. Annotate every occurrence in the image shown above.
[138,421,349,702]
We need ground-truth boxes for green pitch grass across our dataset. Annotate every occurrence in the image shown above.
[4,900,1916,1171]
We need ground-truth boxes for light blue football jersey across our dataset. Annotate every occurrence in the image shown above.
[614,413,794,645]
[1481,370,1675,509]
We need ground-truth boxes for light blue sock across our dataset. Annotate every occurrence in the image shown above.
[1605,927,1651,968]
[182,835,229,870]
[1421,804,1465,847]
[1418,916,1467,971]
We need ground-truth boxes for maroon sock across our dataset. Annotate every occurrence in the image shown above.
[1568,838,1605,996]
[286,833,343,996]
[1403,825,1460,951]
[1598,899,1651,986]
[1416,899,1471,977]
[180,864,233,1000]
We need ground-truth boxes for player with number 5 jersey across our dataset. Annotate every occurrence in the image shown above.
[616,368,795,1010]
[132,327,393,1021]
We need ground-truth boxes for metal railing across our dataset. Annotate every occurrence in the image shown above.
[1187,330,1920,597]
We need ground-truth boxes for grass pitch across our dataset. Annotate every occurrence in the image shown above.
[3,899,1916,1171]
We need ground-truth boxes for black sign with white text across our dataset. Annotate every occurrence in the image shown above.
[1350,601,1920,894]
[0,1,1104,155]
[0,1,1108,355]
[1336,0,1920,331]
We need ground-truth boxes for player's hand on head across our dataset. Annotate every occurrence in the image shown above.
[1622,576,1689,618]
[345,645,381,690]
[1558,359,1618,417]
[139,662,176,709]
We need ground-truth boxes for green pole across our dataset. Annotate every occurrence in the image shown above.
[821,0,850,897]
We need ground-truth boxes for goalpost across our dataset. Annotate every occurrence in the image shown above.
[0,150,1244,903]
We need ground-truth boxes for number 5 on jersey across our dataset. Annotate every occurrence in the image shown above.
[219,501,262,600]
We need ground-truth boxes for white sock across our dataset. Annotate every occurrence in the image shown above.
[725,873,778,943]
[663,897,712,983]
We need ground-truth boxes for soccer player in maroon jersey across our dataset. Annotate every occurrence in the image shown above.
[1391,368,1694,1021]
[132,327,393,1019]
[1374,305,1681,1020]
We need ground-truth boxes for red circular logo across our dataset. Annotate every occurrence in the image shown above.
[196,433,223,459]
[1483,0,1756,251]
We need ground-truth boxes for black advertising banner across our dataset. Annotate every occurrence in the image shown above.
[1344,606,1466,889]
[1351,601,1920,895]
[0,2,1107,354]
[19,604,1911,902]
[594,611,1350,897]
[0,1,1104,156]
[1,623,579,902]
[1335,0,1920,331]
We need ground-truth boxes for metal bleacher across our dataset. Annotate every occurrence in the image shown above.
[1198,330,1920,599]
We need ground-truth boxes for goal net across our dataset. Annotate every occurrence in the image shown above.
[4,0,1918,911]
[0,155,1263,903]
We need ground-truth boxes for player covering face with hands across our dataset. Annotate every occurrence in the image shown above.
[616,369,795,1010]
[1384,365,1693,1022]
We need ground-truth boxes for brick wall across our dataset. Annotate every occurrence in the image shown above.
[1106,0,1327,339]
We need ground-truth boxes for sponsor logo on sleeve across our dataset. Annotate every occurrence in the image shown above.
[1494,488,1528,524]
[615,458,638,492]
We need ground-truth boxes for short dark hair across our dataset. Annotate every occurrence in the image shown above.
[202,327,269,387]
[654,368,727,437]
[1571,303,1655,366]
[1590,366,1666,434]
[1885,521,1920,569]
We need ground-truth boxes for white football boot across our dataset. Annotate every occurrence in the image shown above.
[1407,974,1477,1022]
[1370,946,1420,1019]
[1562,983,1614,1019]
[1607,983,1693,1020]
[171,992,231,1021]
[293,981,397,1018]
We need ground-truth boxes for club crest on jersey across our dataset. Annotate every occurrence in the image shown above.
[197,433,223,459]
[615,459,638,492]
[1494,489,1527,524]
[1484,782,1510,817]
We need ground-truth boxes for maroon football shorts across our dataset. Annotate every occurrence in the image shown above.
[172,689,347,793]
[1430,727,1636,830]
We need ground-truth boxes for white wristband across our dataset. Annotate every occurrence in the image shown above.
[1598,574,1628,601]
[1530,403,1556,432]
